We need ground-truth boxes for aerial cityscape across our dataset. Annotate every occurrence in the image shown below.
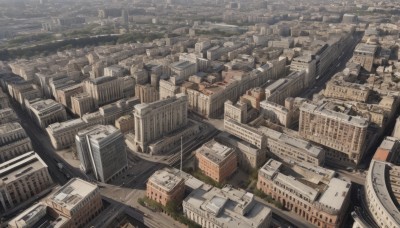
[0,0,400,227]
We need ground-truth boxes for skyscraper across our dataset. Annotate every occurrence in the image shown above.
[76,125,127,183]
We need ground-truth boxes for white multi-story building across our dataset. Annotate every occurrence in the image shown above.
[183,185,272,228]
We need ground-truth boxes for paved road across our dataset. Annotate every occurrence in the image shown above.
[8,98,89,185]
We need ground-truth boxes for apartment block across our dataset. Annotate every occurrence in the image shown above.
[196,140,237,183]
[146,168,185,206]
[27,99,67,129]
[183,185,272,228]
[0,122,32,163]
[45,178,103,228]
[299,101,369,165]
[76,125,127,183]
[0,152,53,214]
[257,159,351,228]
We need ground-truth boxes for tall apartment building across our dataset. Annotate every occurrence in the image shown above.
[27,99,67,129]
[364,160,400,228]
[146,168,185,206]
[183,185,272,228]
[195,140,237,183]
[0,152,53,214]
[299,101,369,165]
[0,122,32,163]
[83,76,123,107]
[45,178,103,228]
[75,125,127,183]
[372,136,400,164]
[159,79,181,100]
[134,94,188,153]
[257,159,351,228]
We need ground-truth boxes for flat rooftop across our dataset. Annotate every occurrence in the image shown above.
[318,178,351,211]
[259,126,323,158]
[0,152,47,185]
[49,178,98,211]
[184,186,271,227]
[300,102,368,127]
[197,140,235,165]
[355,43,378,55]
[76,124,119,143]
[148,168,184,193]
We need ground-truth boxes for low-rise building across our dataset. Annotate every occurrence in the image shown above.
[0,108,18,124]
[372,136,400,163]
[257,159,351,228]
[0,152,53,214]
[27,99,67,129]
[259,126,325,166]
[46,119,89,150]
[216,132,266,172]
[224,118,266,149]
[183,185,272,228]
[45,178,103,228]
[115,114,135,134]
[8,202,70,228]
[146,168,185,206]
[196,140,237,183]
[0,122,32,163]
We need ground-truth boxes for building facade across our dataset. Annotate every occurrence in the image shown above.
[196,140,237,183]
[146,168,185,206]
[134,94,188,153]
[299,101,369,165]
[257,159,351,228]
[183,185,272,228]
[0,152,53,214]
[45,178,103,228]
[27,99,67,129]
[0,122,32,163]
[83,76,124,107]
[75,125,127,183]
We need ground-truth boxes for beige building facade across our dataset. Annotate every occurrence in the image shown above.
[134,94,188,153]
[0,152,53,214]
[299,101,369,165]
